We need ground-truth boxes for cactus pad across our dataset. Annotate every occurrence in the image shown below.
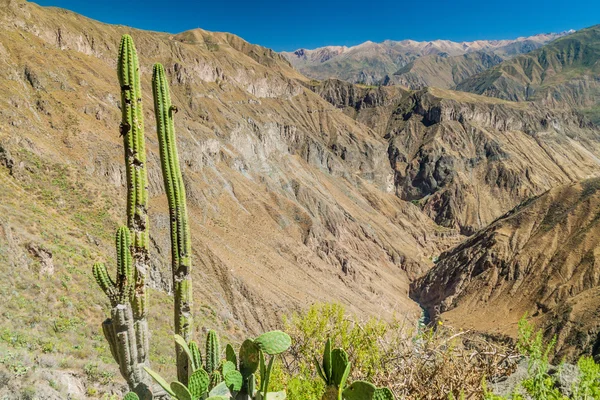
[331,348,350,387]
[225,343,237,367]
[239,339,260,377]
[170,381,193,400]
[188,368,209,398]
[343,381,376,400]
[374,387,395,400]
[224,369,243,392]
[254,331,291,355]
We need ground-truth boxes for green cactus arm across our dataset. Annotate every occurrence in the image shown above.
[123,392,140,400]
[152,62,193,384]
[189,340,203,372]
[117,34,149,250]
[205,330,220,374]
[115,226,134,304]
[92,262,117,304]
[117,34,149,322]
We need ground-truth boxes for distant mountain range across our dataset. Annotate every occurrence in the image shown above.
[282,32,573,87]
[457,25,600,124]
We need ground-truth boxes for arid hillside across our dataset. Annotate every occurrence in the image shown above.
[457,25,600,124]
[412,179,600,361]
[2,0,600,397]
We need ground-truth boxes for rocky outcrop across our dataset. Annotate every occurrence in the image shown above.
[385,87,600,234]
[307,79,409,135]
[411,179,600,361]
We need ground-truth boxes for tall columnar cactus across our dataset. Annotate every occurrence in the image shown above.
[92,34,151,399]
[152,62,193,383]
[118,34,150,320]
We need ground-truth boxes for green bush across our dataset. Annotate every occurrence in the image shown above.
[485,317,600,400]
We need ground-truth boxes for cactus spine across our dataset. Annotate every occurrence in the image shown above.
[152,63,193,384]
[93,34,151,398]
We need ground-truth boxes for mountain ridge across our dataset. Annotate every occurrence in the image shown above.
[282,31,573,86]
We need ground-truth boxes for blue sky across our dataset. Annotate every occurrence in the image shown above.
[32,0,599,52]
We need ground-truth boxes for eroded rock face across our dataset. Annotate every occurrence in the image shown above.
[411,179,600,361]
[311,81,600,235]
[387,88,600,234]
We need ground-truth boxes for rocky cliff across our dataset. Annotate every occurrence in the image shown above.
[310,81,600,234]
[411,179,600,361]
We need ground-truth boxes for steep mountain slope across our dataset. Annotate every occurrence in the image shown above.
[0,0,460,396]
[310,81,600,234]
[387,51,503,89]
[282,33,569,86]
[457,25,600,124]
[306,79,410,135]
[411,179,600,361]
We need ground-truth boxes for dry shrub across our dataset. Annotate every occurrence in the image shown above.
[280,303,519,399]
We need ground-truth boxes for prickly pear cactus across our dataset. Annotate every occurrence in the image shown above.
[254,331,291,356]
[343,381,376,400]
[373,387,395,400]
[188,368,210,398]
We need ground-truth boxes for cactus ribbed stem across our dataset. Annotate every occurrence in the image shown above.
[92,35,151,399]
[205,330,220,374]
[152,63,193,384]
[118,34,149,320]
